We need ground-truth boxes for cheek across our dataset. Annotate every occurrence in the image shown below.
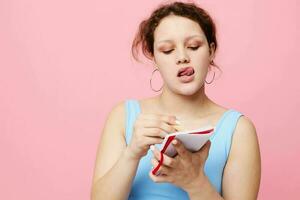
[155,52,172,63]
[153,56,175,74]
[193,48,210,60]
[160,68,176,81]
[192,53,211,70]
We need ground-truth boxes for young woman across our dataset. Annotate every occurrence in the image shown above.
[91,2,261,200]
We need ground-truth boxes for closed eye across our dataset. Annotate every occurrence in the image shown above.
[189,46,200,50]
[162,50,173,54]
[162,46,200,54]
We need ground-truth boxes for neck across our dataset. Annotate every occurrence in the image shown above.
[155,85,212,120]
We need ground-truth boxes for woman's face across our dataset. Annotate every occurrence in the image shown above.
[153,15,215,95]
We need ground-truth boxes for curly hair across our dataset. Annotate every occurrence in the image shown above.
[131,1,218,69]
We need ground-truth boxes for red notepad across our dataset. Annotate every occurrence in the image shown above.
[151,126,214,175]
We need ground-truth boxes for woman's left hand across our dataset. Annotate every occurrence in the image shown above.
[149,139,211,192]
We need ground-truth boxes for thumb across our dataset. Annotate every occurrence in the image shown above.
[202,140,211,152]
[198,140,211,159]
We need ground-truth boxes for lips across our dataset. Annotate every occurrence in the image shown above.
[177,66,195,77]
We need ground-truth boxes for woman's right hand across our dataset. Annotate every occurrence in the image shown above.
[126,113,179,161]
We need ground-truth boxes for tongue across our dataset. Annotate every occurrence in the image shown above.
[179,68,194,76]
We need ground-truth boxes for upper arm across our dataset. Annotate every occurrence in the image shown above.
[222,116,261,200]
[91,100,126,185]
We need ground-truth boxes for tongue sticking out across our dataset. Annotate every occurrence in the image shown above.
[178,68,194,77]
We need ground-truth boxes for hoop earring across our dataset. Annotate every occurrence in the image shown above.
[205,71,215,84]
[150,68,163,92]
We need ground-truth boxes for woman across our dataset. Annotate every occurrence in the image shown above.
[91,1,261,200]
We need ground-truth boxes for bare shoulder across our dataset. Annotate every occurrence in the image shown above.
[235,115,257,137]
[100,99,127,139]
[229,115,260,162]
[91,100,126,185]
[230,115,260,157]
[111,100,126,118]
[107,100,126,136]
[222,115,261,199]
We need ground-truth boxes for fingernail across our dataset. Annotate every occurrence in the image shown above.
[172,139,177,145]
[150,145,155,151]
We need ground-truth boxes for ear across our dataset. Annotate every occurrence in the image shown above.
[208,42,216,62]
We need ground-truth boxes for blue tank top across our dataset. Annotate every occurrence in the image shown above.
[125,99,243,199]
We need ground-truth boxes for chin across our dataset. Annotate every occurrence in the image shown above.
[175,83,203,96]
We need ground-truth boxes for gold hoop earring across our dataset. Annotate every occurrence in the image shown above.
[205,71,215,84]
[150,68,163,92]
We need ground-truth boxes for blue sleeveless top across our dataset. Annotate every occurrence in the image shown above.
[125,99,243,199]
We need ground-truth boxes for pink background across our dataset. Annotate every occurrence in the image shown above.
[1,0,299,199]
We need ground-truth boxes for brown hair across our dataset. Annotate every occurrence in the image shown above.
[131,1,219,69]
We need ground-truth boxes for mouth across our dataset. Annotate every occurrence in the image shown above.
[177,66,195,77]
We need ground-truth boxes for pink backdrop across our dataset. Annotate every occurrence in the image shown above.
[1,0,299,199]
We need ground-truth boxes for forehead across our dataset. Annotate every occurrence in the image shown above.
[154,15,206,43]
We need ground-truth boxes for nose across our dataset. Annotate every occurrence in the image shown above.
[176,48,190,64]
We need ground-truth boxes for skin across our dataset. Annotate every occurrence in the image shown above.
[91,14,261,200]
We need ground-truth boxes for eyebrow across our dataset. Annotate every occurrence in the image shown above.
[157,35,203,44]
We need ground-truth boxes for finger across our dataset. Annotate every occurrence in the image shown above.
[140,113,177,125]
[172,124,185,131]
[200,140,211,158]
[151,157,159,167]
[172,139,191,160]
[150,158,172,175]
[203,140,211,151]
[150,145,178,168]
[142,127,168,138]
[149,171,174,183]
[143,137,164,146]
[141,118,177,133]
